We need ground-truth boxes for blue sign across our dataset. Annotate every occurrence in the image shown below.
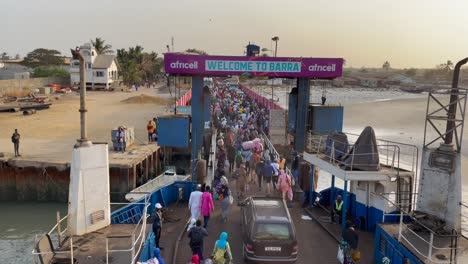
[176,106,191,114]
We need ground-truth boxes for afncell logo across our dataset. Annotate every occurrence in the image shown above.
[308,64,336,72]
[170,61,198,69]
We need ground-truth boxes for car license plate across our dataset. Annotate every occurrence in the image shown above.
[265,247,281,252]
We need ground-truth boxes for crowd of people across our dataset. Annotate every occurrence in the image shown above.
[182,81,300,263]
[145,80,360,263]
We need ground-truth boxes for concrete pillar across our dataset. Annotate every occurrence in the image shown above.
[191,76,204,185]
[67,144,110,236]
[295,78,310,153]
[288,87,298,132]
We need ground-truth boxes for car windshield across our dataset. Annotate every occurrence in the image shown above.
[254,223,291,240]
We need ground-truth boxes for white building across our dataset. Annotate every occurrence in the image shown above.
[70,43,119,90]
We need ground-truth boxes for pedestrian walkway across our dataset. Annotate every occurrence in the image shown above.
[172,177,340,263]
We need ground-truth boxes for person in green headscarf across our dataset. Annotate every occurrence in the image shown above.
[212,232,233,264]
[235,150,243,170]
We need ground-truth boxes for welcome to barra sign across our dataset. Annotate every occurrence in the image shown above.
[164,53,343,78]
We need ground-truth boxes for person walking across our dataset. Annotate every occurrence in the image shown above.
[255,160,264,191]
[11,129,21,157]
[291,154,299,190]
[235,164,247,199]
[226,145,236,174]
[299,163,311,207]
[263,160,275,196]
[217,178,232,222]
[211,232,233,264]
[341,221,360,263]
[271,159,280,191]
[201,186,214,228]
[277,169,293,202]
[151,203,163,249]
[153,248,165,264]
[189,185,203,220]
[190,254,199,264]
[188,220,208,261]
[147,120,155,143]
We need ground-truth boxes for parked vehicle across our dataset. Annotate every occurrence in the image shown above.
[240,197,298,263]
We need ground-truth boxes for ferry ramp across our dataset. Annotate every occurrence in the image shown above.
[173,183,340,264]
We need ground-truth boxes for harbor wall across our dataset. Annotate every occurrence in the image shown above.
[0,149,162,202]
[0,77,69,96]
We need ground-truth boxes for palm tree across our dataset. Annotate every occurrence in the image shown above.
[438,60,454,72]
[91,37,113,55]
[382,61,391,71]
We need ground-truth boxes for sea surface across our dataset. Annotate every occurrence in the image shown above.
[0,202,67,263]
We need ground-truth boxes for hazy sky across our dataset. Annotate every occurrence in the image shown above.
[3,0,468,68]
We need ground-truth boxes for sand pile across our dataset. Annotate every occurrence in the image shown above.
[121,94,171,104]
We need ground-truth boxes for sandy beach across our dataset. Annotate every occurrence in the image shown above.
[0,86,175,162]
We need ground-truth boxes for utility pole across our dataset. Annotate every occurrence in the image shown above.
[272,36,279,57]
[71,48,91,147]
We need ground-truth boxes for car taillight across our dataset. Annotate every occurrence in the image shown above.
[292,243,298,254]
[246,243,254,254]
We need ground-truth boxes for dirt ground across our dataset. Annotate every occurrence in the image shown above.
[0,86,177,163]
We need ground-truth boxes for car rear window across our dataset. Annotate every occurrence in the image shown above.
[254,223,291,240]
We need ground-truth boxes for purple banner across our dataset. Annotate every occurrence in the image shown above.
[164,53,343,78]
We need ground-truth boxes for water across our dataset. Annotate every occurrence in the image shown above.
[0,202,67,263]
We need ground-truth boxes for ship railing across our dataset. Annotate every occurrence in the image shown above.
[373,192,461,264]
[261,132,294,180]
[378,192,419,221]
[106,193,151,264]
[32,211,72,263]
[307,130,419,175]
[32,235,77,264]
[460,202,468,239]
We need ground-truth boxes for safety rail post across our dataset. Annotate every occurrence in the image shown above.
[398,209,404,242]
[70,237,74,264]
[106,238,109,264]
[56,211,62,247]
[428,232,434,262]
[131,233,135,262]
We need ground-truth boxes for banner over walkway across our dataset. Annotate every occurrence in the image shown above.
[164,53,343,78]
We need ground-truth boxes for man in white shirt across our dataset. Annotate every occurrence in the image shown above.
[188,185,203,220]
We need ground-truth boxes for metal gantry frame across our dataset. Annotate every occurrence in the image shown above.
[423,88,468,152]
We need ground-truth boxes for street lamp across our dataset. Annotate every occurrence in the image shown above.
[271,36,279,57]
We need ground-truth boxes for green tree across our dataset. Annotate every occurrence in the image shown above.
[33,66,70,78]
[185,48,208,55]
[116,46,163,85]
[91,37,113,55]
[382,61,391,71]
[437,60,454,80]
[21,48,63,68]
[405,68,417,77]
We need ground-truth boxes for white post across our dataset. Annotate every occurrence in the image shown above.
[56,211,62,247]
[428,232,434,262]
[131,234,135,263]
[70,238,74,264]
[106,239,109,264]
[398,210,404,242]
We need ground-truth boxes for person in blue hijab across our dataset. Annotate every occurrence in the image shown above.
[153,247,165,264]
[211,232,232,263]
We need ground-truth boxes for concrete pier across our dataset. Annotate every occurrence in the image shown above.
[0,143,162,202]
